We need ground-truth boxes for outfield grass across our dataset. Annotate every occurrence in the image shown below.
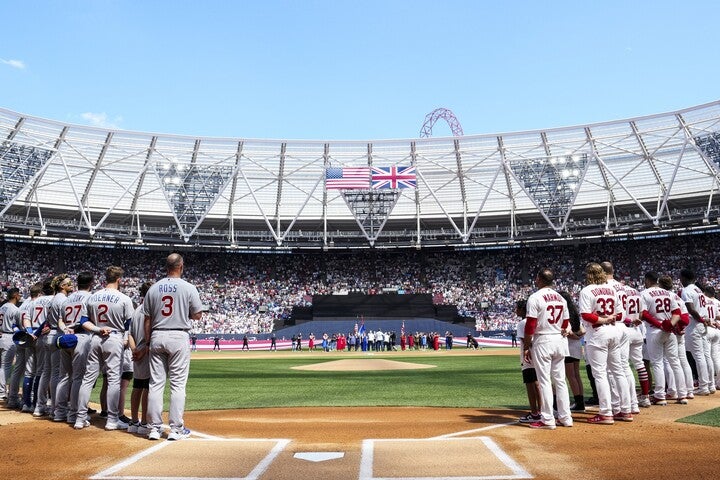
[182,353,531,410]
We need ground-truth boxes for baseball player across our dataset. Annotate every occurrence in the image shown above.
[31,277,55,417]
[54,271,94,425]
[0,288,22,403]
[559,291,586,412]
[44,274,75,422]
[17,282,42,412]
[4,288,26,409]
[523,268,573,429]
[579,262,631,424]
[704,285,720,391]
[640,271,685,405]
[74,266,134,430]
[128,281,153,435]
[680,269,713,395]
[516,299,542,424]
[658,275,693,402]
[143,253,203,441]
[601,262,639,415]
[617,283,652,407]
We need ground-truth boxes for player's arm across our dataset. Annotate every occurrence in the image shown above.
[143,314,152,350]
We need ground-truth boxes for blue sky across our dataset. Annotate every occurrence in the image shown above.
[1,1,718,140]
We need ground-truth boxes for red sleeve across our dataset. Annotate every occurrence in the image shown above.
[679,313,690,326]
[524,317,538,337]
[641,310,663,329]
[561,319,569,330]
[581,312,599,324]
[671,308,681,316]
[615,313,623,321]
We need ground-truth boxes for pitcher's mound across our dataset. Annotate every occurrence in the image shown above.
[292,359,436,371]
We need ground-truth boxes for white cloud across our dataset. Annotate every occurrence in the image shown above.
[80,112,123,129]
[0,58,26,69]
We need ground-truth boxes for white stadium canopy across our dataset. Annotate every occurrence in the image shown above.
[1,101,720,249]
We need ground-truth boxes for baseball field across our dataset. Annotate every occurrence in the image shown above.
[2,348,720,479]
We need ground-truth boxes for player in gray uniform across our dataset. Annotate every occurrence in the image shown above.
[3,288,24,409]
[143,254,203,441]
[32,277,55,417]
[0,288,22,403]
[74,266,134,431]
[17,283,42,412]
[55,272,95,424]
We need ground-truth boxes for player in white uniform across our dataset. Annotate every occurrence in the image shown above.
[658,275,693,402]
[516,299,542,423]
[54,272,94,425]
[601,262,638,416]
[680,269,713,395]
[617,283,651,407]
[523,268,572,429]
[702,285,720,391]
[0,288,22,403]
[74,266,134,430]
[641,271,686,405]
[143,254,203,441]
[579,263,631,424]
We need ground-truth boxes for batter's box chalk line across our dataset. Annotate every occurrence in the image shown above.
[359,437,533,480]
[90,437,291,480]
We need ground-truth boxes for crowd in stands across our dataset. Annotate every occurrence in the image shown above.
[2,232,720,335]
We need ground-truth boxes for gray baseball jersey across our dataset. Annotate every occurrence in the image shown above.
[143,278,202,329]
[63,291,92,332]
[82,288,134,332]
[0,302,19,333]
[46,292,67,329]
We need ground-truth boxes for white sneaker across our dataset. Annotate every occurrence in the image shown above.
[74,420,90,430]
[32,407,47,417]
[148,428,162,440]
[637,395,652,408]
[167,427,191,441]
[105,419,130,431]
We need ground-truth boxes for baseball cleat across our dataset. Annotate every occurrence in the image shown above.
[105,419,129,431]
[557,417,573,427]
[650,396,667,406]
[676,398,689,404]
[637,395,651,407]
[587,414,614,425]
[528,421,556,430]
[73,420,90,430]
[694,389,710,396]
[52,416,66,422]
[518,413,541,424]
[32,408,47,417]
[569,403,585,413]
[613,412,634,422]
[21,405,33,413]
[147,428,162,440]
[167,427,191,440]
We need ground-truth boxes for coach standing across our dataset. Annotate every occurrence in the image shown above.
[144,253,203,441]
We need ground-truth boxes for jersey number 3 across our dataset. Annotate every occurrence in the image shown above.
[161,295,174,317]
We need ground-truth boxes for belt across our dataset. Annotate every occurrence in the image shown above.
[154,328,190,332]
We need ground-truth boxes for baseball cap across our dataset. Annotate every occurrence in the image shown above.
[56,333,78,350]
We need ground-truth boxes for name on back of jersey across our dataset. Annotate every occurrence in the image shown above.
[158,284,178,293]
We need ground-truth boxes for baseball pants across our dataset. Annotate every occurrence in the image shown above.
[0,335,16,398]
[647,328,686,399]
[686,325,712,393]
[147,330,190,431]
[586,326,630,417]
[76,333,125,426]
[531,333,571,426]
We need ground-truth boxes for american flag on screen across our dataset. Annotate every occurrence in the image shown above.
[325,167,370,190]
[371,165,416,189]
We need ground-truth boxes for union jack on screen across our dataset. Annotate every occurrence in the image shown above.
[371,166,416,189]
[325,167,370,190]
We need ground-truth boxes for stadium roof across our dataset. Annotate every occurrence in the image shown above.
[2,101,720,249]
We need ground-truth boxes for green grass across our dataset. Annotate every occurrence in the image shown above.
[677,407,720,428]
[182,354,530,410]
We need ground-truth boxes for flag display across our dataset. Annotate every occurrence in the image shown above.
[371,165,416,189]
[325,167,370,190]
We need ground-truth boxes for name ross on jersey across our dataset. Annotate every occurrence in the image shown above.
[158,284,178,293]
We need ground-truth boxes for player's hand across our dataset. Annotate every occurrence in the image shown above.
[132,348,146,361]
[523,348,532,364]
[99,327,112,337]
[41,325,51,335]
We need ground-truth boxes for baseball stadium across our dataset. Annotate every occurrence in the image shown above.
[2,95,720,480]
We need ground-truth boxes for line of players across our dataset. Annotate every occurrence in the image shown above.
[518,262,720,429]
[0,268,150,432]
[0,256,201,441]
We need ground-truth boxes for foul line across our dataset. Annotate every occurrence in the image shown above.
[430,421,517,439]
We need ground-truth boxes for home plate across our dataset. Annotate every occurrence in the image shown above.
[294,452,345,462]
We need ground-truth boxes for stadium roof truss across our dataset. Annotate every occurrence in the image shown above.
[2,101,720,249]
